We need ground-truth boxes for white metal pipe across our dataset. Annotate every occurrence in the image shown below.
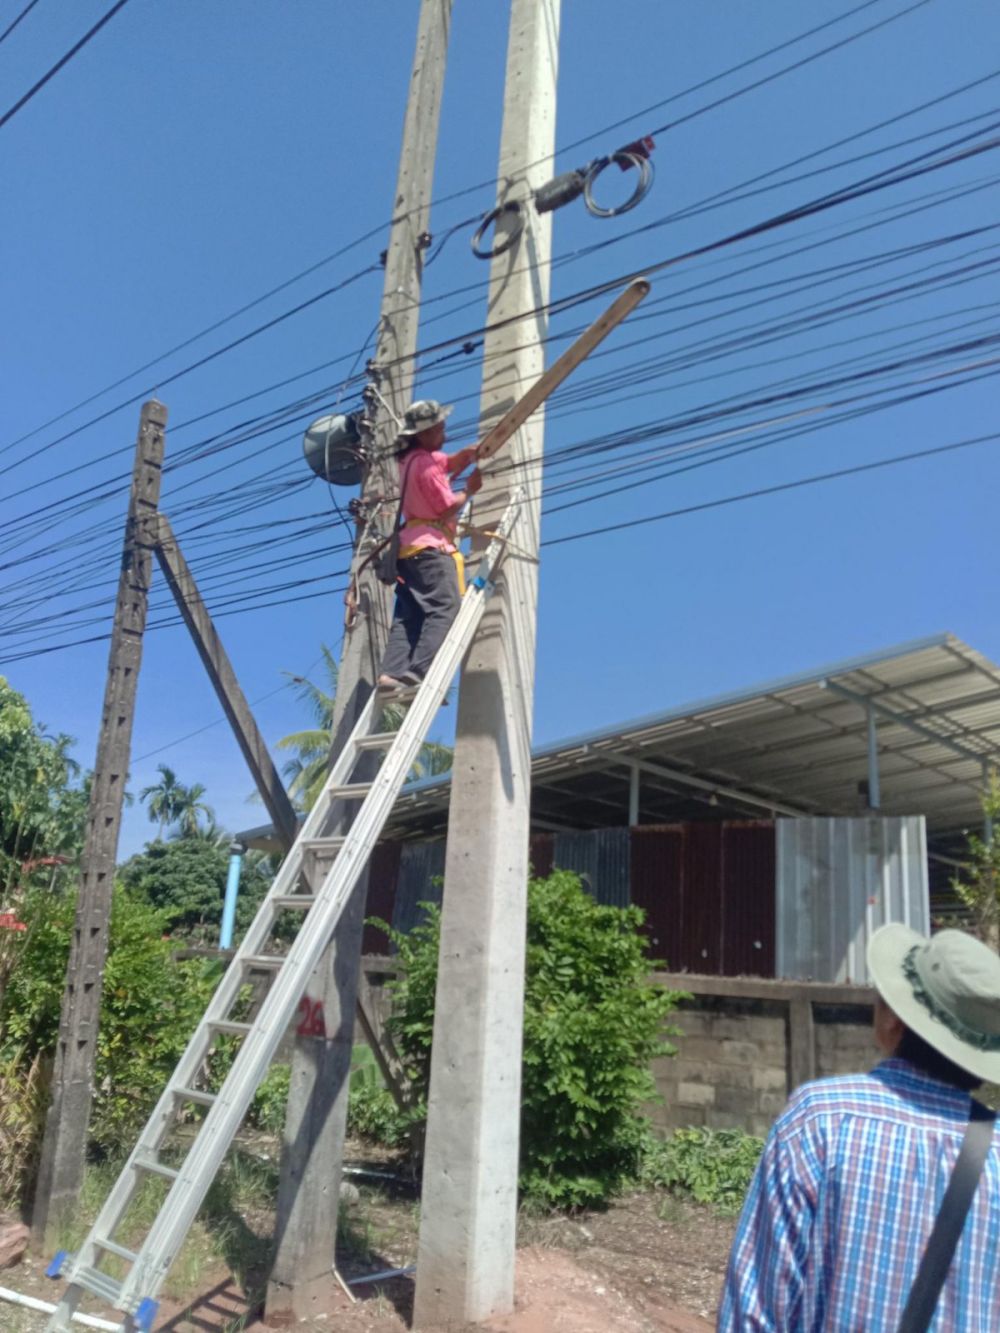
[0,1283,119,1330]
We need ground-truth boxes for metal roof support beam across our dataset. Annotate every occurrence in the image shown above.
[819,678,990,766]
[628,763,640,827]
[867,705,881,811]
[984,760,994,845]
[585,747,809,819]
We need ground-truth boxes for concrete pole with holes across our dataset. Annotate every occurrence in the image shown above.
[32,400,167,1239]
[413,1,560,1324]
[265,1,453,1321]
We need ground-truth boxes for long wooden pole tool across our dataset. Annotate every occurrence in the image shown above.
[474,277,650,461]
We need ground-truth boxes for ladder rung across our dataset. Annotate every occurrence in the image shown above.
[327,783,374,800]
[95,1235,139,1264]
[74,1264,123,1306]
[209,1019,253,1036]
[300,836,346,860]
[272,895,316,911]
[133,1154,179,1181]
[242,953,284,970]
[355,732,400,750]
[174,1086,216,1107]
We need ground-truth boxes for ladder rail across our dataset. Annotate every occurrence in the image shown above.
[50,491,522,1326]
[121,498,520,1306]
[54,693,383,1305]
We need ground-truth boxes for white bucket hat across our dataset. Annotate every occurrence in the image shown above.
[867,924,1000,1083]
[396,399,454,438]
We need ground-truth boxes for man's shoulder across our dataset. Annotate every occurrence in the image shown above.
[776,1069,892,1136]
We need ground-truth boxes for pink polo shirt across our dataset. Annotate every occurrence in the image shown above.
[398,449,460,554]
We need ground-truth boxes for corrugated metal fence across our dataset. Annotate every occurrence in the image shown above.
[775,816,929,984]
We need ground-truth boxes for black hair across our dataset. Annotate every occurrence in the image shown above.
[896,1026,982,1092]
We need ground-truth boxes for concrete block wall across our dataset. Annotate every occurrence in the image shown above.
[650,980,876,1140]
[814,1004,880,1077]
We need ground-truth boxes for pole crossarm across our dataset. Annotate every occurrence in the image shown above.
[153,513,299,851]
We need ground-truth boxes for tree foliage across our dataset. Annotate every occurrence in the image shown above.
[139,764,216,841]
[381,870,684,1208]
[0,885,223,1203]
[118,837,272,941]
[275,644,453,810]
[951,775,1000,950]
[0,675,87,899]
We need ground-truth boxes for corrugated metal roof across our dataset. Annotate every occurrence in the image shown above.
[383,633,1000,842]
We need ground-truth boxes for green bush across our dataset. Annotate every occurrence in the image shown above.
[641,1126,764,1213]
[380,870,684,1208]
[346,1045,407,1146]
[249,1065,291,1134]
[118,838,230,938]
[248,1049,408,1146]
[0,884,223,1188]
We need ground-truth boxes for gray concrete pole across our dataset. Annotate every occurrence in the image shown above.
[413,1,560,1325]
[265,1,452,1321]
[32,400,167,1239]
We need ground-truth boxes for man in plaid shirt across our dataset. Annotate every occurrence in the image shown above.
[719,925,1000,1330]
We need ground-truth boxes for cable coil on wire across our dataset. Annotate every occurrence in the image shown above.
[471,136,657,258]
[470,200,526,260]
[583,150,655,217]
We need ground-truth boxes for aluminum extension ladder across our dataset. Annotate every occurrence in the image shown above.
[45,492,523,1333]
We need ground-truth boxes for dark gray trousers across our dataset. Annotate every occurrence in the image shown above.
[380,549,462,681]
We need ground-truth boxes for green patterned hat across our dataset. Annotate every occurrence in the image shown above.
[868,924,1000,1082]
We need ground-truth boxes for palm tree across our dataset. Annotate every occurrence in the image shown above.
[173,783,215,839]
[140,764,186,840]
[275,644,452,811]
[275,645,342,811]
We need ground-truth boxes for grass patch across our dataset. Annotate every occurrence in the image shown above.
[48,1147,282,1305]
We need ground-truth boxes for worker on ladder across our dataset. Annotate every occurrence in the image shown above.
[378,399,482,690]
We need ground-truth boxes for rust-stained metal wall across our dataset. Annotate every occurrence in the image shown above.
[629,822,775,977]
[370,821,775,975]
[362,840,402,954]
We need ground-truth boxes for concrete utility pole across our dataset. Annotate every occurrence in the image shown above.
[413,1,559,1325]
[33,400,167,1238]
[265,1,452,1320]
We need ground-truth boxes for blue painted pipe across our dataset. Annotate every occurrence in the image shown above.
[220,841,245,950]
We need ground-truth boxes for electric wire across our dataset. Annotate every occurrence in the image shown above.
[0,0,42,46]
[0,0,943,462]
[0,0,132,132]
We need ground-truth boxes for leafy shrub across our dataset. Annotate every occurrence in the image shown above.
[346,1045,406,1146]
[0,883,223,1198]
[118,838,230,938]
[641,1126,764,1213]
[0,1048,46,1210]
[380,870,684,1208]
[249,1065,290,1134]
[248,1049,408,1146]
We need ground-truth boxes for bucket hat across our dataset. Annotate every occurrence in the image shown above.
[397,399,454,438]
[868,924,1000,1082]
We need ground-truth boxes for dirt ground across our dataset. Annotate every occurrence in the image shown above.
[3,1186,734,1333]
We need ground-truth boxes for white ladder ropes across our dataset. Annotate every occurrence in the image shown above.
[44,492,523,1333]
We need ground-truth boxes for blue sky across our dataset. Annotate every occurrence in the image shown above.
[2,0,999,856]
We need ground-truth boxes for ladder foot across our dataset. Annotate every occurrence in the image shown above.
[46,1249,70,1278]
[135,1297,159,1331]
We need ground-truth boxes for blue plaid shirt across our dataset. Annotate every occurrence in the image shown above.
[719,1059,1000,1331]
